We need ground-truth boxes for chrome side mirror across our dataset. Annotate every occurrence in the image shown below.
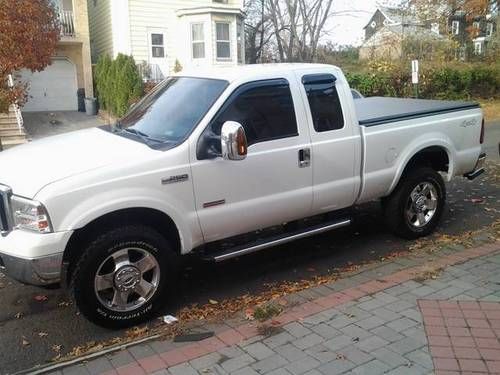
[221,121,247,161]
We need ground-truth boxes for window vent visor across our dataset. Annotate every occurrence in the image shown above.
[302,74,337,85]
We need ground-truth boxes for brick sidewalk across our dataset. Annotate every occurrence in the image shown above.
[50,241,500,375]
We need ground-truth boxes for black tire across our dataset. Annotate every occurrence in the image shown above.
[70,225,178,328]
[383,167,446,239]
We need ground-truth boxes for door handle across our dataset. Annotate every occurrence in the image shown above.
[298,148,311,168]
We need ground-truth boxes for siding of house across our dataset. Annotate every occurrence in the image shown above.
[88,0,114,61]
[127,0,243,72]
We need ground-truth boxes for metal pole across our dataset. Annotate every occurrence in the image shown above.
[261,0,265,63]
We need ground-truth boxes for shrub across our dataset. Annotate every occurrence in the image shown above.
[346,63,500,101]
[173,59,183,73]
[93,53,143,117]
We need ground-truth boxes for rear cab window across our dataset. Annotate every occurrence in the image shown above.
[302,74,344,132]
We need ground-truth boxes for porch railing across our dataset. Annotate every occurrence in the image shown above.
[59,10,75,37]
[137,62,165,83]
[7,75,24,134]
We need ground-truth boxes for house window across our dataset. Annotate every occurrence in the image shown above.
[216,22,231,59]
[473,21,480,30]
[452,20,460,35]
[151,33,165,58]
[486,23,493,37]
[474,41,482,54]
[191,23,205,59]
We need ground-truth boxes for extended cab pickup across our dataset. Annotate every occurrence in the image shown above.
[0,64,486,327]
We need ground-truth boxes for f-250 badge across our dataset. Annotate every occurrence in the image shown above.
[460,119,477,128]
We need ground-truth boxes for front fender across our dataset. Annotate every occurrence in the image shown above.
[44,187,201,254]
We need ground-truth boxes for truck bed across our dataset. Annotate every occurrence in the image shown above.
[355,97,480,127]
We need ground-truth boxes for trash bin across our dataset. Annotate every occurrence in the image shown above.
[77,88,85,112]
[84,97,97,116]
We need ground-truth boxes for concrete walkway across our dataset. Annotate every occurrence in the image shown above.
[49,240,500,375]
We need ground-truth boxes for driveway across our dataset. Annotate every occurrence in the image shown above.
[22,111,106,140]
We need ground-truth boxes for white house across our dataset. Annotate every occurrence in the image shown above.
[88,0,245,79]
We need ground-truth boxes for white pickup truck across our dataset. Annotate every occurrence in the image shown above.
[0,64,486,327]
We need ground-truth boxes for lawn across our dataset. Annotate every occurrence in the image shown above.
[479,98,500,122]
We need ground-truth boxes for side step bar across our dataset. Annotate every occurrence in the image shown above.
[204,218,351,262]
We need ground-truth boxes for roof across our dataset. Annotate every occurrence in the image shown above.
[363,6,418,29]
[175,63,341,83]
[379,6,406,24]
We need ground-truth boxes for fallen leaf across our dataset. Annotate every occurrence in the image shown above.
[52,344,62,352]
[34,295,48,302]
[208,299,218,305]
[22,338,30,346]
[38,332,48,338]
[14,312,23,319]
[471,198,484,203]
[245,308,255,320]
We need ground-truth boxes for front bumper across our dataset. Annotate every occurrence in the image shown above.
[0,252,63,285]
[0,229,72,286]
[464,152,486,180]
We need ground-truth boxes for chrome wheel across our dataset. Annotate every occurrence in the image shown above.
[94,248,160,312]
[405,182,438,228]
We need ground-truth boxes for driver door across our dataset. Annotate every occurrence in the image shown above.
[189,78,313,243]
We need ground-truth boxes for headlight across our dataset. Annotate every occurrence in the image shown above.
[11,195,53,233]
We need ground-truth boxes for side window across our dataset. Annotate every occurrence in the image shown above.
[303,74,344,132]
[211,80,298,146]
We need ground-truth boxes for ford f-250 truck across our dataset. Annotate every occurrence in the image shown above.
[0,64,486,327]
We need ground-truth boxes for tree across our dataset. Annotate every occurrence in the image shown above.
[245,0,347,63]
[0,0,60,112]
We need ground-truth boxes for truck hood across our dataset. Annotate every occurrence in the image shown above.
[0,127,151,198]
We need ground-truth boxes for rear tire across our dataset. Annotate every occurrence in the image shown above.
[383,167,446,239]
[70,225,178,328]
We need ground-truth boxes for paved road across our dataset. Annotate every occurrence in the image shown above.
[0,122,498,374]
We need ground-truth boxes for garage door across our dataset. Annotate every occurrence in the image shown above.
[21,59,78,112]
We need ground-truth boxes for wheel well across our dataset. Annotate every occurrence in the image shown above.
[62,208,181,286]
[403,146,449,176]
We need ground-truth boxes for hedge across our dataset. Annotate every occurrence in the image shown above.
[345,64,500,101]
[94,54,143,117]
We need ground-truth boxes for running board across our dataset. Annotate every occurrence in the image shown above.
[204,218,351,262]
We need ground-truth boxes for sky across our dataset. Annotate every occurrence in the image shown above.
[323,0,402,46]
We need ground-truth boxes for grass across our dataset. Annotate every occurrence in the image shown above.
[253,304,282,322]
[478,98,500,122]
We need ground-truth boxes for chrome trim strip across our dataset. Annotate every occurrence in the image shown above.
[212,219,351,262]
[203,199,226,208]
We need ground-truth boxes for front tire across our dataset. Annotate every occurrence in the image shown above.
[383,167,446,239]
[70,225,178,328]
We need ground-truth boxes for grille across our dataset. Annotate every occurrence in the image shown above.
[0,184,13,233]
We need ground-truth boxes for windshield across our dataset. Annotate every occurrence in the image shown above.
[118,77,228,144]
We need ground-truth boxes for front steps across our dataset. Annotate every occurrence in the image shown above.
[0,106,27,150]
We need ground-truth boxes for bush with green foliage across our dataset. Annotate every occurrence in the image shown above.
[94,53,143,117]
[346,63,500,101]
